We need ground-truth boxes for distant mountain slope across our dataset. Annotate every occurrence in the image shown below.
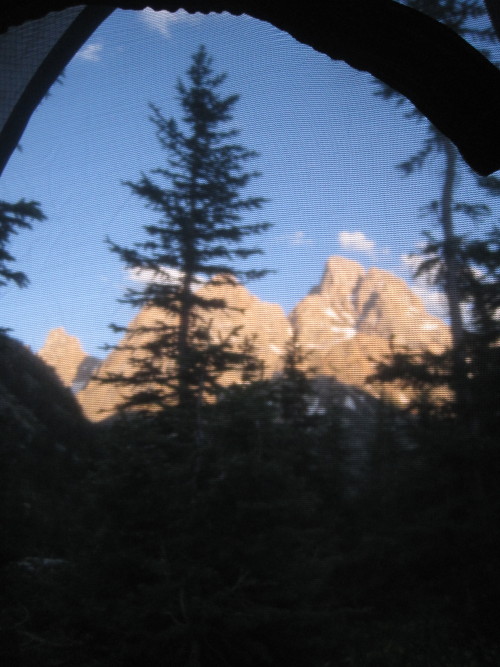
[76,277,290,422]
[37,257,450,422]
[38,327,101,393]
[291,256,450,404]
[0,332,88,446]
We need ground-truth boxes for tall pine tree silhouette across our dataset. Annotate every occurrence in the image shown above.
[106,46,270,424]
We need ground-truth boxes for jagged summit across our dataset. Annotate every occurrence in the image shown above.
[36,257,450,420]
[76,277,290,421]
[296,256,448,349]
[291,255,449,401]
[38,327,101,393]
[38,327,87,388]
[315,255,365,300]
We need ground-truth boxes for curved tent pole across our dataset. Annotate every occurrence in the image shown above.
[0,6,114,176]
[1,0,500,176]
[484,0,500,41]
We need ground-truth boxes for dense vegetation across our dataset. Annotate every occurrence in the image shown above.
[2,370,500,665]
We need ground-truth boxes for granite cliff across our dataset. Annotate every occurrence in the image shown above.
[38,257,450,421]
[38,327,101,393]
[76,277,290,421]
[291,256,450,404]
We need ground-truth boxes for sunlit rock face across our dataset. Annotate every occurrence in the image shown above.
[197,276,290,380]
[38,327,101,393]
[77,277,290,422]
[291,256,450,402]
[76,257,450,421]
[76,306,167,422]
[355,266,449,351]
[38,327,87,387]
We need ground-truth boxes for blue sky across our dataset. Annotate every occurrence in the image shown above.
[0,8,498,358]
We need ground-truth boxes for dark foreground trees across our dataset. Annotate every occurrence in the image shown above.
[373,0,498,415]
[105,46,269,423]
[0,199,45,298]
[3,395,500,666]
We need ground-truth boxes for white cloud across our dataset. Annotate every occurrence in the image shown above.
[273,230,313,247]
[338,231,375,253]
[289,230,313,246]
[76,43,103,62]
[140,8,199,37]
[128,266,204,289]
[401,253,422,273]
[129,266,182,286]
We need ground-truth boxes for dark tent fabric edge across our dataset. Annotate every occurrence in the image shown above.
[1,0,500,176]
[0,6,114,176]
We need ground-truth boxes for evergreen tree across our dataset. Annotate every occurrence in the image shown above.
[450,227,500,434]
[106,46,270,421]
[0,198,46,333]
[279,330,314,426]
[374,0,498,414]
[0,199,45,290]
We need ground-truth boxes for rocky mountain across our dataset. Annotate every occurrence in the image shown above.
[38,327,101,393]
[38,257,450,421]
[76,277,291,422]
[291,256,450,405]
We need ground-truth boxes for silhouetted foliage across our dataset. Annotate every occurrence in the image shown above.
[374,0,498,411]
[3,392,500,666]
[105,46,270,423]
[0,199,45,291]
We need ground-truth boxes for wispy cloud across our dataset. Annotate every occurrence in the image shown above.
[128,266,204,289]
[140,8,200,37]
[338,231,375,254]
[272,230,313,247]
[76,43,103,62]
[401,253,422,273]
[128,266,183,285]
[289,230,313,246]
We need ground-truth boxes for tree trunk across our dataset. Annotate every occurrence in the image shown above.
[440,138,469,416]
[177,269,195,419]
[441,139,464,348]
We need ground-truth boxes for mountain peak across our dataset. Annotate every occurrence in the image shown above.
[77,279,290,421]
[291,255,450,404]
[314,255,365,298]
[40,327,84,351]
[40,256,451,420]
[38,328,89,389]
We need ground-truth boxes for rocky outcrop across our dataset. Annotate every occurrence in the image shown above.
[291,256,450,405]
[71,256,450,421]
[77,277,290,421]
[38,328,86,387]
[38,327,101,392]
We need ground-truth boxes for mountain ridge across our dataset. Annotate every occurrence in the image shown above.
[37,256,450,421]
